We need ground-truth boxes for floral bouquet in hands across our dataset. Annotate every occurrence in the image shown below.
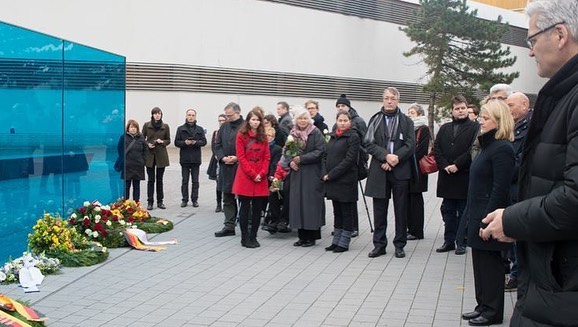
[284,135,303,157]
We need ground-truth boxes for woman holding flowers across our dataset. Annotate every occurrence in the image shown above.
[322,110,360,252]
[118,119,147,202]
[286,107,326,247]
[232,109,270,248]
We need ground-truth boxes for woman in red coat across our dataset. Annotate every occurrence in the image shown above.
[232,109,271,248]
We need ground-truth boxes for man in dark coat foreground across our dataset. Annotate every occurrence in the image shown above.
[481,1,578,325]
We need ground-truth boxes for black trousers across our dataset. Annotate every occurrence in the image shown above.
[238,196,267,236]
[372,173,409,250]
[407,192,425,239]
[222,192,238,230]
[146,166,165,204]
[471,248,504,323]
[125,179,141,202]
[441,198,467,246]
[180,163,200,202]
[332,200,355,232]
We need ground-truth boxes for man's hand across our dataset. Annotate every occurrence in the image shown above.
[479,209,515,243]
[381,162,392,171]
[444,164,458,174]
[385,154,399,167]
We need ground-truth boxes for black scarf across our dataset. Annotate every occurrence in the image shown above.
[365,107,400,144]
[151,119,163,130]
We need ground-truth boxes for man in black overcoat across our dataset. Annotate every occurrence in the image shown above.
[434,95,479,255]
[364,87,415,259]
[214,102,244,237]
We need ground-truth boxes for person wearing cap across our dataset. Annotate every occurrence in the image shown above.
[333,94,367,238]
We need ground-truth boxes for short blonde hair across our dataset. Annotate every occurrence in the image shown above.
[480,100,514,141]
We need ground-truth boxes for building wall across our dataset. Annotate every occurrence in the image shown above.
[0,0,542,134]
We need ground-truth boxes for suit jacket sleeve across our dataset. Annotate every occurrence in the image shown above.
[396,116,415,162]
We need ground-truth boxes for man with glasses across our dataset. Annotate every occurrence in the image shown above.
[305,100,328,133]
[364,87,415,259]
[480,1,578,325]
[214,102,244,237]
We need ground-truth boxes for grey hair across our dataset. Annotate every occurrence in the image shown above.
[490,84,512,97]
[383,87,400,99]
[527,0,578,42]
[291,105,312,125]
[407,103,425,116]
[224,102,241,113]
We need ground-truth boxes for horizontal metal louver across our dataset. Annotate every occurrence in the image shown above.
[260,0,528,48]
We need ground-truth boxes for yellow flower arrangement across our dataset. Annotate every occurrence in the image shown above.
[110,198,151,222]
[28,213,82,254]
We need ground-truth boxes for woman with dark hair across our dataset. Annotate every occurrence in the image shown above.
[232,109,271,248]
[142,107,171,210]
[264,114,286,147]
[118,119,147,202]
[407,103,430,240]
[208,114,228,212]
[323,110,359,252]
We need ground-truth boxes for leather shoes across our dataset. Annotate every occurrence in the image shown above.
[455,245,466,255]
[146,203,153,210]
[180,201,187,207]
[301,240,315,247]
[325,244,337,251]
[468,316,501,326]
[157,203,166,209]
[351,230,359,238]
[293,240,305,246]
[192,201,199,207]
[214,228,235,237]
[462,311,481,320]
[394,248,406,258]
[436,242,455,253]
[368,248,386,258]
[333,246,348,253]
[407,234,418,240]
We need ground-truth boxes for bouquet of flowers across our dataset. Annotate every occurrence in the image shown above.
[110,198,151,223]
[323,129,331,143]
[68,200,130,247]
[28,213,83,254]
[284,135,303,157]
[0,252,61,284]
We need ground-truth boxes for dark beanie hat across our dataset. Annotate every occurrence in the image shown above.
[336,94,351,108]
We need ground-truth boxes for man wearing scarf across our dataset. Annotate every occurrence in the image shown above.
[174,109,207,208]
[364,87,415,259]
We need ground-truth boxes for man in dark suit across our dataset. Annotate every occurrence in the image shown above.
[364,87,415,259]
[434,95,479,255]
[214,102,244,237]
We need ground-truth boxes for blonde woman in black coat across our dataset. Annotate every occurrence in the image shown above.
[322,110,360,252]
[461,100,514,326]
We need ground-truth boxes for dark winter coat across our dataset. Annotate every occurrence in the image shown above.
[232,131,270,197]
[268,142,282,178]
[174,121,207,165]
[288,127,326,230]
[207,130,219,180]
[312,114,329,133]
[323,128,359,202]
[364,108,415,199]
[510,111,532,203]
[117,132,146,180]
[434,118,479,199]
[215,117,244,193]
[410,125,430,193]
[142,120,171,168]
[502,54,578,327]
[465,130,514,251]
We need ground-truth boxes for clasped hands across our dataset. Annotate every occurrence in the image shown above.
[381,154,399,171]
[222,155,238,165]
[290,156,300,171]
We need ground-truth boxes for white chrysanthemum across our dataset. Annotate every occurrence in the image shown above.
[71,213,77,219]
[94,206,101,212]
[94,215,101,223]
[83,201,90,207]
[85,229,92,235]
[119,220,126,225]
[92,231,99,238]
[106,220,112,226]
[0,271,6,282]
[101,247,107,253]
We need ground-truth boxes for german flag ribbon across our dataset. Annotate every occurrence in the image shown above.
[123,231,166,251]
[0,294,46,323]
[0,310,33,327]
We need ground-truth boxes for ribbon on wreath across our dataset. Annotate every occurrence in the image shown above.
[123,228,177,251]
[0,293,47,326]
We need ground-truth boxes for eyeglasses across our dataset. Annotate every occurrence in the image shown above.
[525,21,565,49]
[383,97,398,101]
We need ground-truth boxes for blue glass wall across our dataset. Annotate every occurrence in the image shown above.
[0,21,126,261]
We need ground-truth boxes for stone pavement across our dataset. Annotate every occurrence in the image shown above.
[2,148,515,326]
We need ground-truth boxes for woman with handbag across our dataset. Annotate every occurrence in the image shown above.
[117,119,147,202]
[407,104,430,240]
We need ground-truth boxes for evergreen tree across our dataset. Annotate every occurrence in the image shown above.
[401,0,519,134]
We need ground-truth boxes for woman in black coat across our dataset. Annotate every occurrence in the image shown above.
[461,100,515,326]
[322,111,360,252]
[117,119,147,202]
[407,103,430,240]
